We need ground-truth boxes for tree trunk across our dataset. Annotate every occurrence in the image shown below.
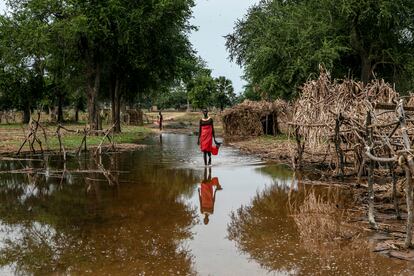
[361,55,372,84]
[111,75,116,129]
[114,80,122,133]
[111,75,122,133]
[115,93,121,133]
[57,91,64,123]
[350,19,372,84]
[87,63,101,131]
[75,107,79,122]
[23,104,31,124]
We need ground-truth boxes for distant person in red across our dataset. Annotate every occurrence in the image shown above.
[198,167,222,225]
[197,108,220,166]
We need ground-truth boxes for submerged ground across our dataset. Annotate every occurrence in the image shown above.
[0,133,412,275]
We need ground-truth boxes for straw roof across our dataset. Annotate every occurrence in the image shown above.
[222,100,290,138]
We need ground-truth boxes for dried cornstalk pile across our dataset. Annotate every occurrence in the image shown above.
[291,68,401,171]
[222,100,290,138]
[291,68,414,248]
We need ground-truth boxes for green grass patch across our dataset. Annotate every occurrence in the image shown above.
[1,125,152,153]
[0,123,25,129]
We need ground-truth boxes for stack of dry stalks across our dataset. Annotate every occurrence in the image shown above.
[291,68,402,171]
[222,100,290,138]
[291,68,414,248]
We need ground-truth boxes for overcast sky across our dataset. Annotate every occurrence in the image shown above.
[0,0,257,93]
[190,0,257,93]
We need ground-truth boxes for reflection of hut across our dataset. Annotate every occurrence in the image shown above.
[222,100,290,138]
[123,109,144,126]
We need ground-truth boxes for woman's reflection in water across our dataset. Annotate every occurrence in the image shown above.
[198,167,222,225]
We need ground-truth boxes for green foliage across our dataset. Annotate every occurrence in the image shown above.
[187,72,236,110]
[213,76,235,110]
[0,0,197,125]
[156,84,188,110]
[237,84,261,103]
[0,14,45,117]
[188,74,216,109]
[226,0,414,100]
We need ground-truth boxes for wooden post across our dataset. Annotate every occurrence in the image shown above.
[293,126,304,170]
[390,161,401,220]
[84,128,87,152]
[397,99,414,247]
[366,111,377,229]
[334,113,344,180]
[403,162,413,248]
[56,125,66,161]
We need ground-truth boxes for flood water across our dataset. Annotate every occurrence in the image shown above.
[0,133,413,275]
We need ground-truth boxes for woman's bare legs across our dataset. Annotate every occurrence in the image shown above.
[203,152,212,166]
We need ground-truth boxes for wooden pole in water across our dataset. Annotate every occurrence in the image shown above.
[366,111,377,229]
[402,162,413,248]
[389,155,401,220]
[334,113,344,180]
[294,126,304,170]
[396,99,414,248]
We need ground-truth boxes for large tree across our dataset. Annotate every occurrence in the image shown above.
[0,12,46,123]
[226,0,414,100]
[1,0,196,131]
[188,73,216,109]
[213,76,235,111]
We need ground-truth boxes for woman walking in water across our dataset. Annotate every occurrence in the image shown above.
[197,108,220,166]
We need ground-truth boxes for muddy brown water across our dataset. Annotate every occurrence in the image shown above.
[0,133,413,275]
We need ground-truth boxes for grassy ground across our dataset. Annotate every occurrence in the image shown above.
[0,123,152,154]
[0,111,224,154]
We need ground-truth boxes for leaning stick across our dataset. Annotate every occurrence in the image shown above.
[94,123,117,155]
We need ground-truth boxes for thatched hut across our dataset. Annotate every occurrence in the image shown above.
[123,109,144,126]
[222,100,290,138]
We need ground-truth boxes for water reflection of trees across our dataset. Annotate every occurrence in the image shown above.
[228,181,304,274]
[0,152,200,275]
[228,181,409,275]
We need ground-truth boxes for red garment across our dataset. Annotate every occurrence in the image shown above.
[200,177,220,214]
[200,124,213,152]
[201,181,214,211]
